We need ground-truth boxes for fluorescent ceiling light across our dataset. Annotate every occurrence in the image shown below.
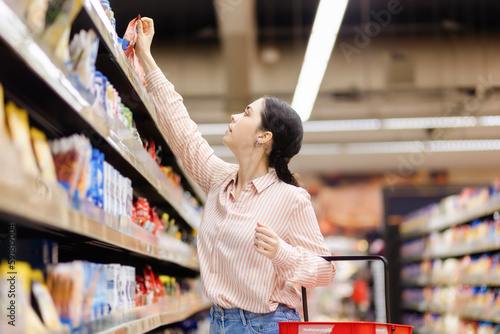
[383,117,477,129]
[197,115,500,135]
[291,0,349,122]
[479,116,500,126]
[210,140,500,157]
[303,119,381,132]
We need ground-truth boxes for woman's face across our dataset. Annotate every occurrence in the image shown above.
[223,98,266,155]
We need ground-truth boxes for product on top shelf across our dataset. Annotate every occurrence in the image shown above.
[121,15,147,88]
[39,0,83,68]
[4,0,50,36]
[5,102,40,177]
[67,29,99,103]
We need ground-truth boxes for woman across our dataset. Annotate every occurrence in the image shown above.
[135,18,336,334]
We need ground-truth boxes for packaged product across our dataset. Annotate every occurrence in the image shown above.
[46,261,84,328]
[50,134,92,199]
[104,263,121,314]
[121,15,147,88]
[39,0,83,69]
[5,102,39,177]
[67,29,99,102]
[25,0,50,36]
[0,82,8,140]
[31,280,63,331]
[30,127,57,184]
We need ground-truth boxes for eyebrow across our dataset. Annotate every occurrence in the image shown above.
[246,106,253,114]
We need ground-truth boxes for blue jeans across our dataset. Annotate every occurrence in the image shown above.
[209,303,301,334]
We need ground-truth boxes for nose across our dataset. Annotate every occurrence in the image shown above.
[231,114,237,123]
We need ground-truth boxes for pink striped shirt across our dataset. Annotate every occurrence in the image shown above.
[146,69,335,313]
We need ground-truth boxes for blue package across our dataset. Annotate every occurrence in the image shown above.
[95,152,104,209]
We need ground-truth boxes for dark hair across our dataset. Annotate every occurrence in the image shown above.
[260,97,303,187]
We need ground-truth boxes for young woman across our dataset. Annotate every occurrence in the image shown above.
[135,18,336,334]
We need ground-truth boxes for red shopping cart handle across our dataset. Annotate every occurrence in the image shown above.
[301,255,391,323]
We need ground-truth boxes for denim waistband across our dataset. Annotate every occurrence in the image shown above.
[210,303,293,320]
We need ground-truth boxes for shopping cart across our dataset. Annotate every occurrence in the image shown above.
[278,255,413,334]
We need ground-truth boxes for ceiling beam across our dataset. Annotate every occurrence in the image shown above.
[214,0,257,115]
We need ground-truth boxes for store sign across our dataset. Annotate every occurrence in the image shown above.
[298,324,335,334]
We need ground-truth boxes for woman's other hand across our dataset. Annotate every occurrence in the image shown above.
[136,17,158,74]
[254,222,279,259]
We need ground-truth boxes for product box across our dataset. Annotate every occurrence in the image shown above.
[104,263,121,315]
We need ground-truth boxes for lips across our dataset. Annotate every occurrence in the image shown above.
[228,125,232,132]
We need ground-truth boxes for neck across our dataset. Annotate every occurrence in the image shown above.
[235,150,269,187]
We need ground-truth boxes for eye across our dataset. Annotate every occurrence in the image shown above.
[244,110,249,116]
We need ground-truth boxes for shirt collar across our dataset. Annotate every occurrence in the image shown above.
[250,170,279,194]
[226,169,279,194]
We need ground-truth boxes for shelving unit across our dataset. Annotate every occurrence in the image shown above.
[397,190,500,332]
[0,0,209,332]
[81,296,211,334]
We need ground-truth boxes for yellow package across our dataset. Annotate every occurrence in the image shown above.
[0,83,8,139]
[30,127,57,184]
[5,102,39,177]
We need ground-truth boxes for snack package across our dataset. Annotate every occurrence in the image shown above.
[5,102,39,177]
[26,0,50,36]
[121,16,146,88]
[0,83,9,140]
[67,29,99,102]
[31,280,63,331]
[30,127,57,184]
[40,0,83,70]
[50,134,91,198]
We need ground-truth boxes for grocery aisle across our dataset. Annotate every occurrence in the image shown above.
[2,1,500,334]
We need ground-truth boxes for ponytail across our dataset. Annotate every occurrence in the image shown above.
[260,97,303,187]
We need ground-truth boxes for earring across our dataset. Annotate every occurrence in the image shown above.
[254,140,261,148]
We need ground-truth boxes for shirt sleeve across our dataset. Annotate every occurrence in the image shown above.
[145,69,231,194]
[270,189,336,289]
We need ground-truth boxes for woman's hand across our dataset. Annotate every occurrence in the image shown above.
[136,17,159,74]
[254,222,279,259]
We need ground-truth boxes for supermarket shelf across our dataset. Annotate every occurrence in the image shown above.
[100,298,211,334]
[401,277,500,287]
[71,296,211,334]
[400,197,500,240]
[413,328,447,334]
[0,174,199,271]
[78,0,205,206]
[402,302,500,324]
[401,240,500,263]
[0,0,202,230]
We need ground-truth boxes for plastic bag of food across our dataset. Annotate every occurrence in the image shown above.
[121,15,146,88]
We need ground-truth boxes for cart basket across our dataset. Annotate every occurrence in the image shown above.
[278,255,413,334]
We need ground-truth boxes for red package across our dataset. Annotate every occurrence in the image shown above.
[134,197,149,227]
[122,15,146,88]
[150,206,163,235]
[135,275,145,307]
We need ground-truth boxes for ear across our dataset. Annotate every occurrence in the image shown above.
[257,131,273,145]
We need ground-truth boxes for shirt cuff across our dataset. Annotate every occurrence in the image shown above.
[271,238,295,267]
[145,69,166,90]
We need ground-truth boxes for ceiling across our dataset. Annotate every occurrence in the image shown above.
[112,0,500,41]
[109,0,500,175]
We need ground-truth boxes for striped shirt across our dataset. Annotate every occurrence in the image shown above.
[146,69,336,313]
